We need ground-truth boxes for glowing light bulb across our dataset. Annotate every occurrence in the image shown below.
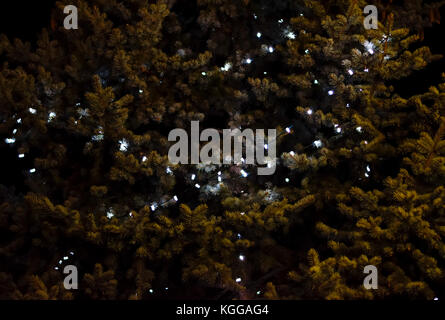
[48,112,56,122]
[313,140,322,148]
[106,209,114,219]
[119,139,129,152]
[285,31,296,39]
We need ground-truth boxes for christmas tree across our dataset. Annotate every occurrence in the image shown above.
[0,0,444,300]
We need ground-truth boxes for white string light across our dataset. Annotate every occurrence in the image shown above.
[285,30,296,39]
[106,208,114,219]
[119,139,129,152]
[48,112,56,122]
[313,140,322,148]
[221,62,232,71]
